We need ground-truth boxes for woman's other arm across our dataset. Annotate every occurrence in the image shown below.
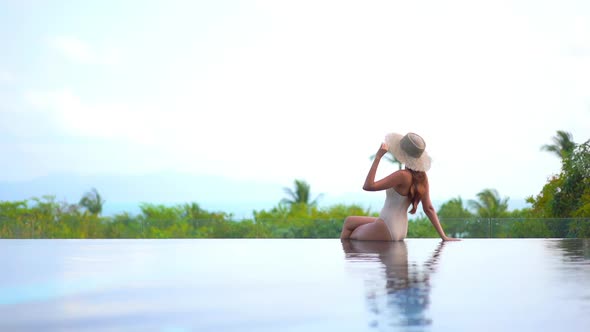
[422,176,460,241]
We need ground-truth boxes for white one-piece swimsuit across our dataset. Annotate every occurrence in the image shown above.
[379,188,411,241]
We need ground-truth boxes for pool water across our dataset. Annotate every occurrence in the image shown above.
[1,239,589,331]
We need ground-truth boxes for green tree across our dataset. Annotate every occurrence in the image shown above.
[407,216,439,238]
[437,196,473,238]
[79,188,105,215]
[526,175,561,218]
[254,202,371,238]
[541,130,576,160]
[528,139,590,237]
[29,195,60,238]
[0,200,29,238]
[529,139,590,218]
[463,189,509,237]
[468,189,509,218]
[510,219,552,238]
[559,140,590,218]
[281,179,322,206]
[438,197,473,218]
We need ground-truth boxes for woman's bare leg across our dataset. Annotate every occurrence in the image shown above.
[350,219,392,241]
[340,216,379,240]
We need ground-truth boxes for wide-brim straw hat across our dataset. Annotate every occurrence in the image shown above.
[384,132,432,172]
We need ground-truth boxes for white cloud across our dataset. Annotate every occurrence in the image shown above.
[50,36,122,65]
[25,89,156,144]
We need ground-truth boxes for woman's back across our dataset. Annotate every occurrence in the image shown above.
[379,188,412,241]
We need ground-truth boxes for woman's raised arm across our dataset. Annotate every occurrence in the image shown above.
[363,143,405,191]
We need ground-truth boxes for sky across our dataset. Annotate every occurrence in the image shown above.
[1,0,589,212]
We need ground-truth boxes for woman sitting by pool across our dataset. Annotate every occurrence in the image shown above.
[341,132,458,242]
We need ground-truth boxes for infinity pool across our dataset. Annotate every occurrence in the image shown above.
[1,239,589,331]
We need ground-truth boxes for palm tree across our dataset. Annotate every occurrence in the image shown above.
[79,188,105,215]
[369,153,401,170]
[468,189,509,218]
[438,197,473,219]
[437,196,473,238]
[281,179,322,206]
[541,130,576,160]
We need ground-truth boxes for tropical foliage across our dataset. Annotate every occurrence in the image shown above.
[0,196,365,239]
[527,139,590,237]
[468,189,509,218]
[436,197,473,238]
[79,188,105,215]
[0,192,587,239]
[528,138,590,218]
[438,197,473,219]
[541,130,576,160]
[281,179,323,206]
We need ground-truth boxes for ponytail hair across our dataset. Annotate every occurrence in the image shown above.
[407,168,427,214]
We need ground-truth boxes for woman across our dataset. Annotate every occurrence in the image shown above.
[340,132,458,241]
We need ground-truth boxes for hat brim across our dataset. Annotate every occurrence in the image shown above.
[384,133,432,172]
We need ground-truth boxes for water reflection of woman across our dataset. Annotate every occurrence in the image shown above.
[342,240,446,329]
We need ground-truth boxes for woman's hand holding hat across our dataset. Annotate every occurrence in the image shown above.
[377,143,389,157]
